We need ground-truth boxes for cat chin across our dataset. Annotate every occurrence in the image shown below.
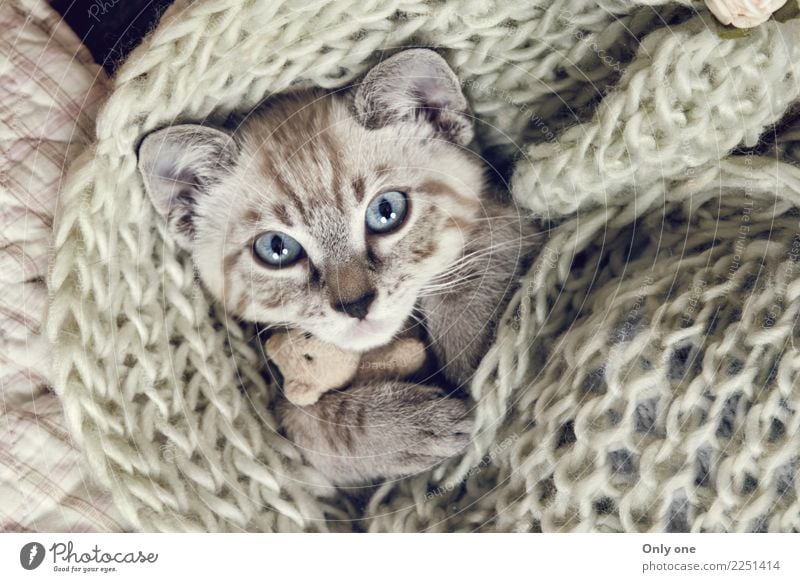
[314,316,405,353]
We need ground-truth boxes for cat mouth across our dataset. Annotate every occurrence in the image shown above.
[315,292,419,351]
[338,316,398,351]
[342,317,395,350]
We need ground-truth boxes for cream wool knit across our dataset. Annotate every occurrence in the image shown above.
[47,0,800,531]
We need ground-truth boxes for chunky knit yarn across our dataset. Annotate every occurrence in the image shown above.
[47,0,800,531]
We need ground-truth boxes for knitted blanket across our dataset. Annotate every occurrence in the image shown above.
[47,0,800,532]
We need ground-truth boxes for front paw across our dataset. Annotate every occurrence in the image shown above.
[278,381,474,485]
[404,386,474,462]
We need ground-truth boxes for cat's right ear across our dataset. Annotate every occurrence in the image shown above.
[352,49,474,146]
[138,125,237,249]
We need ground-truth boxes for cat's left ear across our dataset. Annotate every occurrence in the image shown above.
[353,49,473,146]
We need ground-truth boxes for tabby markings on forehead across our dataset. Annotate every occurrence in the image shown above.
[320,131,346,212]
[418,179,478,209]
[264,162,309,221]
[243,209,262,225]
[271,203,293,227]
[352,175,366,203]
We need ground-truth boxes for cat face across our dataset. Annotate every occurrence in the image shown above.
[139,50,488,351]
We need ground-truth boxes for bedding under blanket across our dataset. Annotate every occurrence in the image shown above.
[0,0,126,532]
[48,0,800,531]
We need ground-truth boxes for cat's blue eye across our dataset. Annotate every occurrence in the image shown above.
[253,231,305,267]
[365,190,408,234]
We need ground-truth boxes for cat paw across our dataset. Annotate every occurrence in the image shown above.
[407,387,474,459]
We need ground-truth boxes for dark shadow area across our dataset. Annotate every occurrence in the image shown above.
[51,0,174,73]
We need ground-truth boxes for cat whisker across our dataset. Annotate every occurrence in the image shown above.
[467,214,549,225]
[397,312,428,335]
[445,229,545,260]
[418,273,490,294]
[248,322,293,343]
[419,270,487,288]
[425,233,542,282]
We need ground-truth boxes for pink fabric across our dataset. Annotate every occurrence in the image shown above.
[0,0,126,532]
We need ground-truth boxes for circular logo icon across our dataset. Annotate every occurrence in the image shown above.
[20,542,45,570]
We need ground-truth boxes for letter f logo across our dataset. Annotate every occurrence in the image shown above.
[20,542,45,570]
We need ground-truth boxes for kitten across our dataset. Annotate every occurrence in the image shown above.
[138,49,541,485]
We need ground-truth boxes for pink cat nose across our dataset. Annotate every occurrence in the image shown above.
[333,291,376,320]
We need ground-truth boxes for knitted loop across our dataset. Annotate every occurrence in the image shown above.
[48,0,800,531]
[513,15,800,217]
